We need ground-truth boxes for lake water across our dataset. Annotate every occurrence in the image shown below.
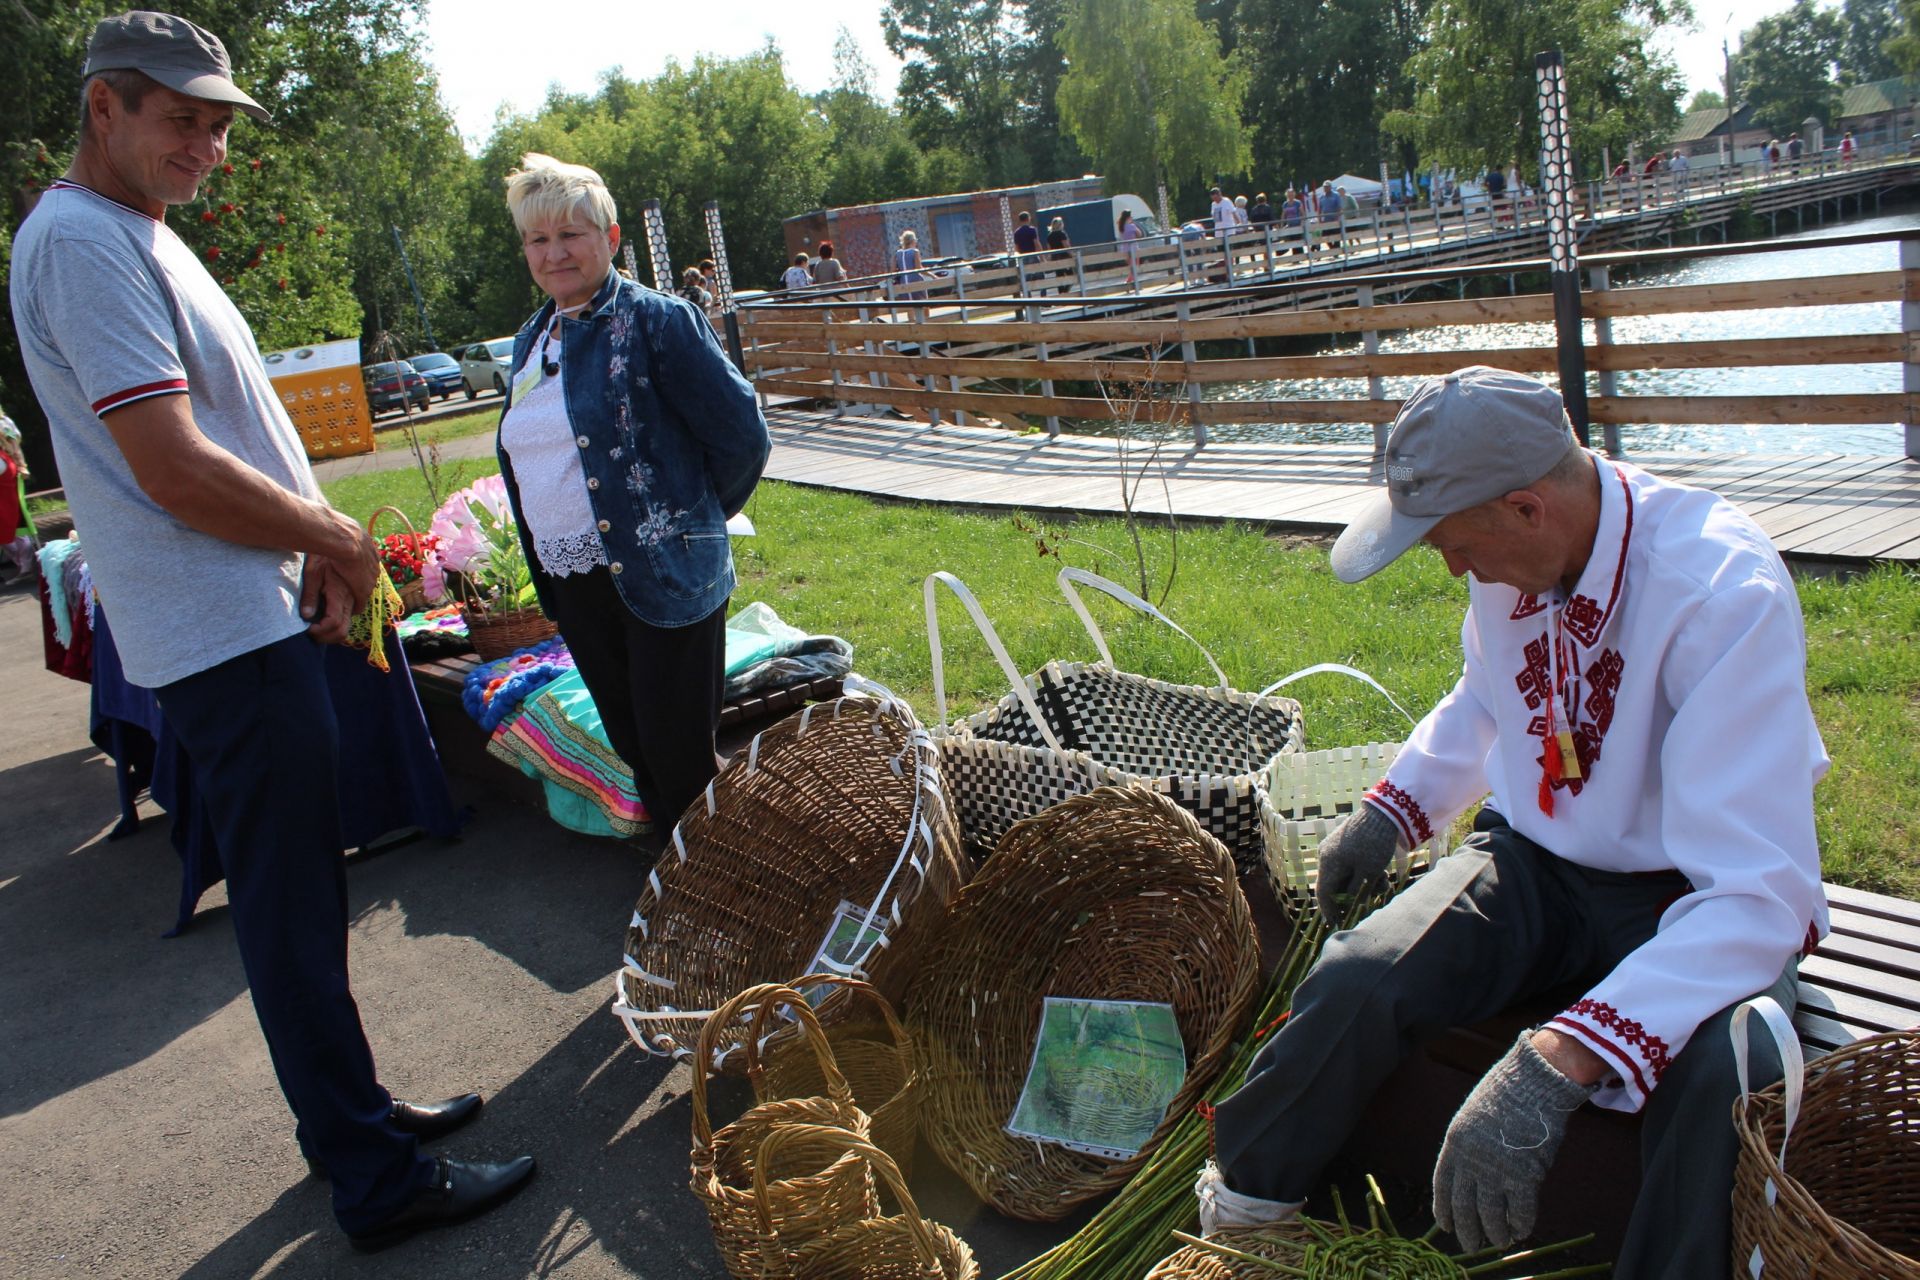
[1203,210,1920,454]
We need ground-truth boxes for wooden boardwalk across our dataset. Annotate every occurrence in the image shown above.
[763,408,1920,564]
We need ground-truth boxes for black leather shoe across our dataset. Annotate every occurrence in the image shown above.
[306,1093,485,1180]
[346,1155,536,1253]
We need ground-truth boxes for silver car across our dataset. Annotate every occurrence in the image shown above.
[457,337,516,399]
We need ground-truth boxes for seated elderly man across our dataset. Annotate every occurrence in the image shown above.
[1198,367,1827,1278]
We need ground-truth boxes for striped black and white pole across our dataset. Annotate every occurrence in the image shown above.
[702,200,747,372]
[1535,50,1593,449]
[640,198,673,293]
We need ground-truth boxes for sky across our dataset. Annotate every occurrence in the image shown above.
[419,0,1824,152]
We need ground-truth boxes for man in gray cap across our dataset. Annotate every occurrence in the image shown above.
[9,11,532,1251]
[1195,367,1826,1277]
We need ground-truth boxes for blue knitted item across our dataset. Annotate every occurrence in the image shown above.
[461,636,575,732]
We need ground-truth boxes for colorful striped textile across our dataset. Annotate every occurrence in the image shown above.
[487,668,650,837]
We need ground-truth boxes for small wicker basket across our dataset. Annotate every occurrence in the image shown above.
[752,974,919,1184]
[909,784,1260,1221]
[464,603,558,661]
[1730,996,1920,1278]
[751,1123,978,1280]
[691,984,878,1280]
[366,505,431,615]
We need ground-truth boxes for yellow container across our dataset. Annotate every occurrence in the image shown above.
[263,339,374,460]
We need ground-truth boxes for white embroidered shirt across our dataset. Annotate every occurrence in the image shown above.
[1362,452,1830,1113]
[500,322,608,578]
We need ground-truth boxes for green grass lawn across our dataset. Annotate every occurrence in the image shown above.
[318,468,1920,899]
[371,402,502,451]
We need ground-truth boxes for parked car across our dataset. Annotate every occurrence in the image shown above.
[406,352,464,399]
[457,337,517,399]
[362,361,430,417]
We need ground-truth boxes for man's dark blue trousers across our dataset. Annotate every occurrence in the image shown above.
[155,632,433,1233]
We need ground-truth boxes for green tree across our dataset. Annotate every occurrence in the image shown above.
[882,0,1028,184]
[820,27,928,208]
[1007,0,1089,181]
[1686,88,1725,112]
[1842,0,1902,82]
[1055,0,1249,199]
[1890,0,1920,74]
[1736,0,1845,135]
[1384,0,1689,180]
[1239,0,1431,194]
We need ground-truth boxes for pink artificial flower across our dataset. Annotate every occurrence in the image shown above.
[423,474,516,602]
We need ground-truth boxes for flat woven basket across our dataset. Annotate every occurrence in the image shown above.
[752,974,919,1186]
[909,784,1261,1221]
[691,984,879,1280]
[613,683,968,1071]
[1730,996,1920,1278]
[1144,1224,1321,1279]
[751,1123,979,1280]
[1253,666,1450,903]
[927,570,1303,868]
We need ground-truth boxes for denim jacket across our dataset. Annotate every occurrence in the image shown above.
[496,269,770,628]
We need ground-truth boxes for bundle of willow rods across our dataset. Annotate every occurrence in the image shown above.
[1159,1177,1607,1280]
[997,901,1341,1280]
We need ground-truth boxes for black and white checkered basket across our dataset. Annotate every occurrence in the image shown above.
[926,569,1304,868]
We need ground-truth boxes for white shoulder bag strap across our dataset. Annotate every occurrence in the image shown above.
[1056,566,1229,691]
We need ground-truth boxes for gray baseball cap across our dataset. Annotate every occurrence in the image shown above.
[1329,366,1578,583]
[83,11,270,123]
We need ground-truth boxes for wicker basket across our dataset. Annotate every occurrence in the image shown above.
[927,570,1303,868]
[751,1123,978,1280]
[691,984,879,1280]
[908,784,1260,1221]
[464,603,558,661]
[1143,1225,1317,1280]
[367,505,432,615]
[753,974,919,1184]
[1730,996,1920,1278]
[613,683,968,1070]
[1252,665,1449,904]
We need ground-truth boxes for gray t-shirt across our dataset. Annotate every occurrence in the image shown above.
[10,181,321,688]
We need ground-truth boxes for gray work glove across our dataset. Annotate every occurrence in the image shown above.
[1432,1032,1597,1252]
[1313,803,1405,925]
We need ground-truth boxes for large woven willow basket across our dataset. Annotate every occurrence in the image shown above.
[909,785,1260,1222]
[751,1123,978,1280]
[1730,996,1920,1278]
[614,683,967,1070]
[927,570,1303,868]
[691,985,878,1280]
[1144,1224,1321,1280]
[464,603,557,661]
[753,974,919,1184]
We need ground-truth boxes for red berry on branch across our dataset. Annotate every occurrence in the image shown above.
[220,202,235,213]
[276,213,287,225]
[249,159,262,170]
[206,245,221,260]
[221,163,234,174]
[200,210,218,223]
[277,278,289,289]
[314,225,327,236]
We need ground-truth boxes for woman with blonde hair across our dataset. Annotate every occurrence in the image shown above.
[893,228,927,300]
[496,153,770,836]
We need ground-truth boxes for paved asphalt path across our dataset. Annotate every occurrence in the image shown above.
[0,575,1079,1278]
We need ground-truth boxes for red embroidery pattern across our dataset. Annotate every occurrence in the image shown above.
[1510,593,1546,620]
[1367,780,1434,843]
[1525,646,1626,798]
[1564,593,1604,639]
[1516,634,1553,710]
[1565,997,1672,1085]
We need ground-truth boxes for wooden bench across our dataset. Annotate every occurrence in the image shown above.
[1340,881,1920,1255]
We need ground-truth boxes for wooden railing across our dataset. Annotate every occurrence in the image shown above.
[737,231,1920,458]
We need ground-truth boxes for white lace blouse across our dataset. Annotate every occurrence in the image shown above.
[499,320,609,577]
